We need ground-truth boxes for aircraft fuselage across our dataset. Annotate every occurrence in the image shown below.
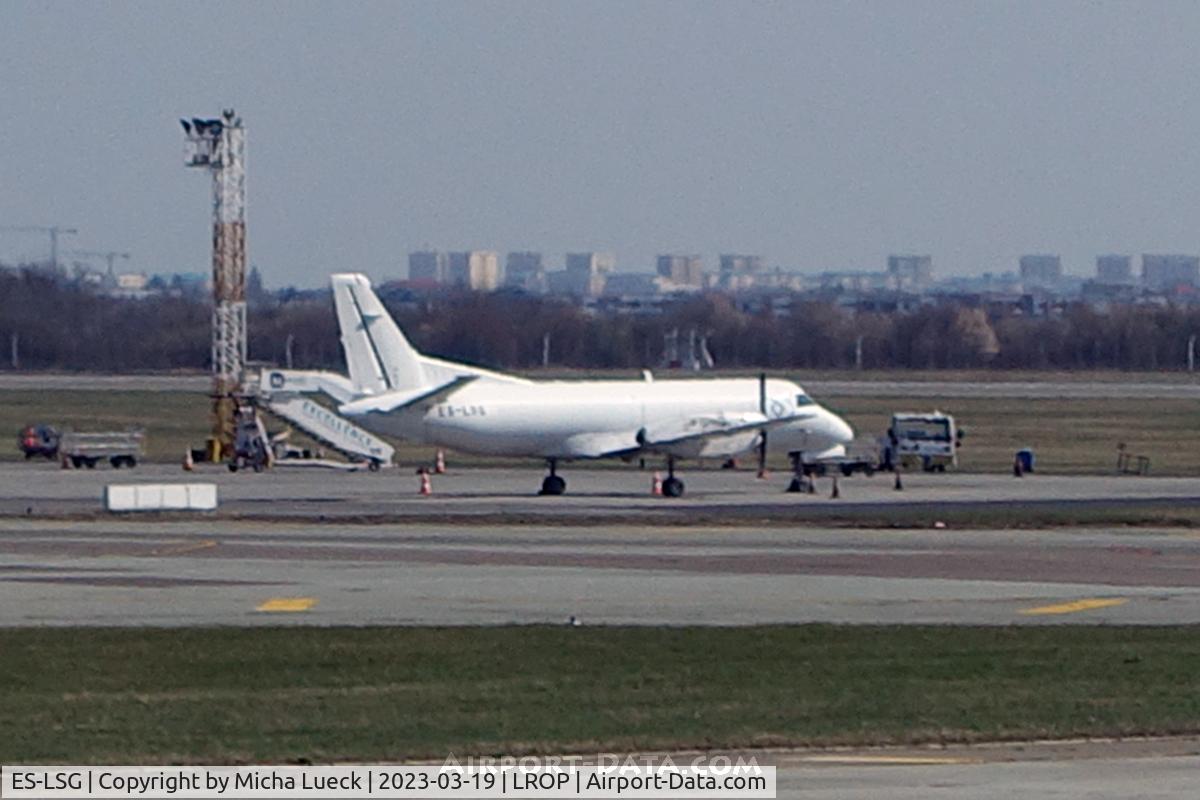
[346,376,852,460]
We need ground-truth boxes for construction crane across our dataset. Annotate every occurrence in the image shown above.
[67,250,130,282]
[181,109,247,462]
[0,225,78,271]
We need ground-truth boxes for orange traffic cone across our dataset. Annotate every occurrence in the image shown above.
[434,449,446,474]
[756,467,770,479]
[419,469,432,496]
[651,471,663,496]
[183,449,194,472]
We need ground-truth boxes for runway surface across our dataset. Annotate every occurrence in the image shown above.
[5,462,1200,522]
[3,460,1200,625]
[6,463,1200,794]
[4,371,1200,398]
[4,517,1200,626]
[770,738,1200,799]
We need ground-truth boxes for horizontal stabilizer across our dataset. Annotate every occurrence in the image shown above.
[340,376,478,418]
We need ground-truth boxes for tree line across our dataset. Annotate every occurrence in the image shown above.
[4,268,1200,372]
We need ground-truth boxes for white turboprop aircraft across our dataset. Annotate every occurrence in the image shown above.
[327,273,854,497]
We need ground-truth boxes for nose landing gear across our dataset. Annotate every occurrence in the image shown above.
[539,458,567,495]
[786,452,816,494]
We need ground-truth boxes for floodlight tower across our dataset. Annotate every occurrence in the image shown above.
[181,109,246,461]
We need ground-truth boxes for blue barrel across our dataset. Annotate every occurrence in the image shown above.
[1016,448,1035,473]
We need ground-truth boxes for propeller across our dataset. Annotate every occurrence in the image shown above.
[757,372,768,478]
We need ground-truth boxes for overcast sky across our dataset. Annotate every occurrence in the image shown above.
[4,1,1200,287]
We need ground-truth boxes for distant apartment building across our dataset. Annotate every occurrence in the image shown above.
[886,254,933,290]
[107,272,153,300]
[566,252,616,275]
[562,251,615,296]
[819,271,891,293]
[116,272,149,291]
[602,273,672,296]
[1095,254,1133,284]
[718,254,764,290]
[1018,254,1063,288]
[656,254,705,287]
[448,251,500,291]
[504,251,546,293]
[408,250,448,284]
[1142,254,1199,290]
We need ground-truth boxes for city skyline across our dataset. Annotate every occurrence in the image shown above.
[6,2,1200,288]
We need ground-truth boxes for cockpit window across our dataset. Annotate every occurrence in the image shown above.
[795,394,814,406]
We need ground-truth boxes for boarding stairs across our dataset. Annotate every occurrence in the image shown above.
[252,369,395,469]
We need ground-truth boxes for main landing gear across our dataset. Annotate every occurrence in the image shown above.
[539,459,567,496]
[661,456,685,498]
[537,457,685,498]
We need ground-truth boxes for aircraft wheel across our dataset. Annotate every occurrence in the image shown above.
[662,477,684,498]
[539,475,566,496]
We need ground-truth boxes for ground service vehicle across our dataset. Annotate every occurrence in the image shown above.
[17,425,60,459]
[19,425,145,468]
[60,430,143,468]
[884,412,961,472]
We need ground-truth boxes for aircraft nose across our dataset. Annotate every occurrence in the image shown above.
[828,412,854,444]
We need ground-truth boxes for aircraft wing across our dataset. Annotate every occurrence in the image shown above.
[571,411,817,459]
[637,411,815,450]
[563,431,644,459]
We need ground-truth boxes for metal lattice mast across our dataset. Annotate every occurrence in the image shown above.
[182,109,246,460]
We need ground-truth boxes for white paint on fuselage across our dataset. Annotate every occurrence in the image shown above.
[346,376,853,460]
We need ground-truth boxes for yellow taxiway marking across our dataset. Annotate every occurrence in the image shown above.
[1020,597,1127,616]
[256,597,318,613]
[151,540,218,557]
[799,755,979,765]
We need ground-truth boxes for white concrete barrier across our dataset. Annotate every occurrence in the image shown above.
[105,483,218,512]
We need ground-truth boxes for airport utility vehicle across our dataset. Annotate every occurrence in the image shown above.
[19,425,144,468]
[883,411,962,472]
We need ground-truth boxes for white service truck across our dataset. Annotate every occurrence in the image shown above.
[883,411,961,472]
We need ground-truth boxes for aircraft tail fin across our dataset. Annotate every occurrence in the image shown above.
[331,274,426,395]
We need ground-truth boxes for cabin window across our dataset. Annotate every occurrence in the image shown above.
[795,394,814,406]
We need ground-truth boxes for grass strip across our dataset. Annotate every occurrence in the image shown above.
[6,389,1200,477]
[4,625,1200,764]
